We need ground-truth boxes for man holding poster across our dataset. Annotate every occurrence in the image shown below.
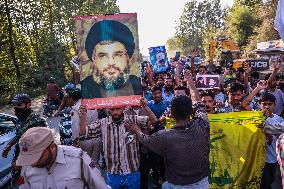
[77,14,142,108]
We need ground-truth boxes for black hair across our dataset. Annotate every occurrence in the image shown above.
[198,65,207,70]
[237,67,245,73]
[174,85,190,96]
[224,78,241,88]
[165,73,173,79]
[259,92,276,103]
[228,82,244,93]
[250,71,259,80]
[265,73,279,81]
[151,85,162,93]
[171,95,192,120]
[200,90,215,100]
[214,67,222,75]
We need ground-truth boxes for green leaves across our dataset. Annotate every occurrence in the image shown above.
[0,0,120,105]
[173,0,225,56]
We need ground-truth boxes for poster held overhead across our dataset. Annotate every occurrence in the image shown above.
[196,75,220,90]
[75,13,142,109]
[149,45,169,73]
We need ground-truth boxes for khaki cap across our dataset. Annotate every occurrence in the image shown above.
[16,127,54,166]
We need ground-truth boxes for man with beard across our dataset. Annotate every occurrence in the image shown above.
[16,127,109,189]
[162,75,175,104]
[217,82,244,113]
[200,90,216,114]
[80,20,141,98]
[79,104,156,189]
[2,93,47,185]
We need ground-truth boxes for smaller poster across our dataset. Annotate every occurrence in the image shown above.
[149,46,169,73]
[196,75,220,89]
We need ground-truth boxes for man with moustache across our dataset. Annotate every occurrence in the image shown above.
[162,75,175,104]
[16,127,109,189]
[81,20,141,98]
[217,82,244,113]
[200,90,216,114]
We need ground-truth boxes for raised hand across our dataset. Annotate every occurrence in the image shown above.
[125,121,141,134]
[273,58,281,70]
[245,66,252,74]
[140,98,148,108]
[184,70,194,85]
[191,49,197,58]
[256,80,267,90]
[79,105,87,118]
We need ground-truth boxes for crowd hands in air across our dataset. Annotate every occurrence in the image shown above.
[2,50,284,189]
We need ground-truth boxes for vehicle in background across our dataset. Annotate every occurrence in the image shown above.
[209,37,241,67]
[0,113,18,188]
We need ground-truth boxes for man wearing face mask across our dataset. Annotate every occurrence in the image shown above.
[2,93,47,186]
[2,93,47,160]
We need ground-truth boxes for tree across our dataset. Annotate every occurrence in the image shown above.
[174,0,225,56]
[245,0,279,51]
[166,36,181,57]
[0,0,120,104]
[226,5,258,48]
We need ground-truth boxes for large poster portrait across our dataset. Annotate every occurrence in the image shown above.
[75,13,141,109]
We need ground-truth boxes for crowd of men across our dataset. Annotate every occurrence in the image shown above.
[2,52,284,189]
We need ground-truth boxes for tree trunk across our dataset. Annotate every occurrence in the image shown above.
[4,0,21,78]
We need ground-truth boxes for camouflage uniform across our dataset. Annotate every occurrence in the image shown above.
[14,112,47,161]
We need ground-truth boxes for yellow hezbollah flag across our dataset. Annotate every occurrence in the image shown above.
[165,111,266,188]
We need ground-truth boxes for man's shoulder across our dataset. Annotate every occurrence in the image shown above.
[162,100,170,106]
[61,145,83,158]
[148,100,155,105]
[270,114,284,122]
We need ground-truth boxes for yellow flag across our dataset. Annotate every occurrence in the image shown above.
[165,111,266,188]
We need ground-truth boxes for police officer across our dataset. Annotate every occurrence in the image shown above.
[17,127,110,189]
[2,93,47,159]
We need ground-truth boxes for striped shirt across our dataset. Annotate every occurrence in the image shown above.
[87,114,149,174]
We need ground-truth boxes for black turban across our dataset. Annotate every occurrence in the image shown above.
[85,20,135,61]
